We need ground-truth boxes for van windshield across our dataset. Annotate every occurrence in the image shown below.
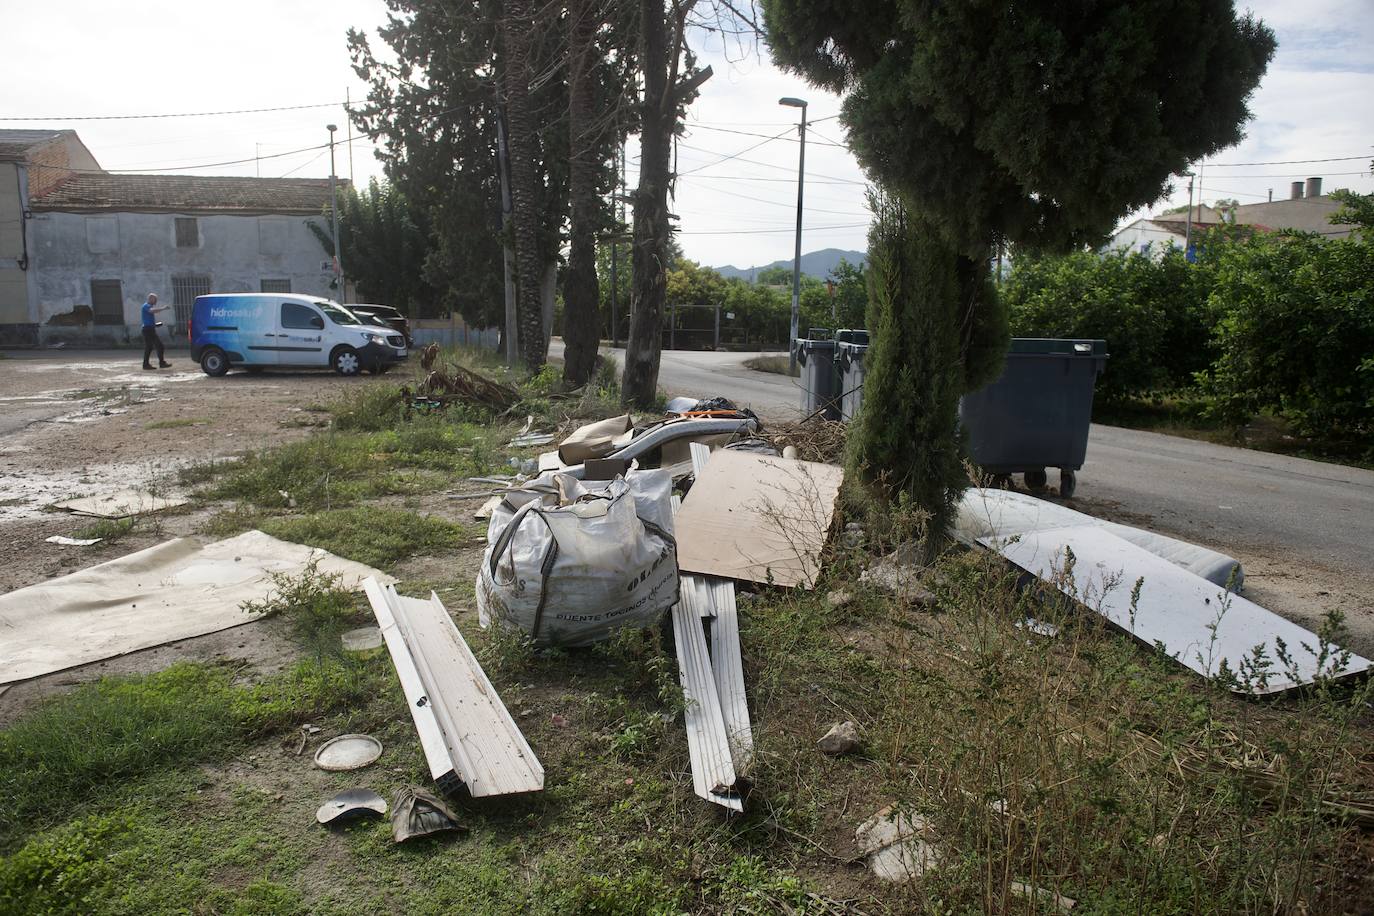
[320,303,361,326]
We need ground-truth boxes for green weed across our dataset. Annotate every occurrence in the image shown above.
[259,507,470,569]
[241,561,367,653]
[144,417,207,430]
[72,516,138,544]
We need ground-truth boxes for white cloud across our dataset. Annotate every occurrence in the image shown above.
[5,1,1369,271]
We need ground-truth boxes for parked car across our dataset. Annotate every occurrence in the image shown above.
[190,293,408,377]
[349,304,413,348]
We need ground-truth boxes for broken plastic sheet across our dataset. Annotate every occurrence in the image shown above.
[0,530,391,684]
[52,488,188,518]
[957,487,1244,588]
[985,525,1372,693]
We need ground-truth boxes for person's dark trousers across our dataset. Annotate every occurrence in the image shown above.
[142,326,166,368]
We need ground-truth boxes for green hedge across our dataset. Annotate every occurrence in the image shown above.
[1003,230,1373,453]
[1202,233,1374,442]
[1003,246,1212,404]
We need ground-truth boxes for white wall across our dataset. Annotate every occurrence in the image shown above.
[27,210,336,342]
[1103,220,1184,257]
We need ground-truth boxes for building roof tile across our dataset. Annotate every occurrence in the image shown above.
[30,173,344,215]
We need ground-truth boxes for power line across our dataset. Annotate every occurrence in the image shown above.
[681,173,866,186]
[0,101,348,122]
[676,127,795,177]
[1206,154,1372,168]
[678,221,868,236]
[676,142,868,184]
[1190,169,1373,180]
[37,135,373,176]
[686,123,846,148]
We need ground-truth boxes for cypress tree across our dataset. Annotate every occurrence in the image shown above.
[762,0,1275,543]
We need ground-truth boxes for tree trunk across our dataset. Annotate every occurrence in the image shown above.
[846,196,981,551]
[501,0,546,369]
[621,0,671,407]
[562,0,602,388]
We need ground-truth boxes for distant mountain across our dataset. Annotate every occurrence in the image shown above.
[713,248,866,282]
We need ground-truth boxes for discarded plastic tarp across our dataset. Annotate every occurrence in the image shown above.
[0,530,390,684]
[365,579,543,797]
[477,470,678,647]
[985,525,1371,694]
[957,487,1244,588]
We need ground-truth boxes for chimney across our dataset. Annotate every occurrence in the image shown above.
[1306,176,1323,198]
[1290,181,1305,200]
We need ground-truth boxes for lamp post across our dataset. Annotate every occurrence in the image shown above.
[327,123,344,300]
[779,96,807,374]
[1183,171,1195,262]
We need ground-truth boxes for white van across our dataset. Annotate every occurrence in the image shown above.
[190,293,408,376]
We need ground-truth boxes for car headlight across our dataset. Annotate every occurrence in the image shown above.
[362,331,386,344]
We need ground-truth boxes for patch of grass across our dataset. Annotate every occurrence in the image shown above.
[260,507,471,569]
[329,384,405,432]
[72,516,139,544]
[242,561,368,657]
[198,420,502,512]
[0,657,384,850]
[199,432,409,510]
[144,417,207,430]
[744,354,799,377]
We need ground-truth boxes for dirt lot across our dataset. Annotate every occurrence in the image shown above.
[0,349,394,593]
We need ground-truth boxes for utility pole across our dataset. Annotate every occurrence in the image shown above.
[495,100,518,365]
[345,89,355,184]
[610,139,621,349]
[327,124,344,301]
[780,97,807,372]
[1184,171,1195,261]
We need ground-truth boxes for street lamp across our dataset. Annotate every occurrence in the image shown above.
[326,124,344,300]
[779,96,807,374]
[1183,170,1196,261]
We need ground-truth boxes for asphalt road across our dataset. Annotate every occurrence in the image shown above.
[565,344,1374,584]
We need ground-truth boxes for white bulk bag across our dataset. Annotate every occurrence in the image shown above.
[477,470,678,648]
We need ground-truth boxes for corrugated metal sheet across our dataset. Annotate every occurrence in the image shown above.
[365,579,543,796]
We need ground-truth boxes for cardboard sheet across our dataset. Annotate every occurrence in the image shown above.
[0,530,391,684]
[674,449,843,588]
[985,525,1371,693]
[53,488,188,518]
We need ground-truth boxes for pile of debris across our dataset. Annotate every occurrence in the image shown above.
[370,398,844,813]
[401,344,520,415]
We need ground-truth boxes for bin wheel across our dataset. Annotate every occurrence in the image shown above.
[1059,469,1077,499]
[1024,468,1048,490]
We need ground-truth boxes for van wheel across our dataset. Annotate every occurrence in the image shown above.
[200,347,229,377]
[332,347,361,376]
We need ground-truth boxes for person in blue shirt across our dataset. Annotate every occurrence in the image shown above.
[140,293,171,370]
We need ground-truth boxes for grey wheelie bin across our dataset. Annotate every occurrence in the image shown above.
[958,338,1108,498]
[794,329,840,420]
[835,329,870,422]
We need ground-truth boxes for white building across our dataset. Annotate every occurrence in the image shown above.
[1,129,346,346]
[1106,178,1358,257]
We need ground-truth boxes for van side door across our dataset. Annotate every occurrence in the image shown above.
[277,301,328,367]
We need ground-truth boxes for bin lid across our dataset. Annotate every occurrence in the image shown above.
[795,337,837,352]
[835,328,869,345]
[1008,338,1108,357]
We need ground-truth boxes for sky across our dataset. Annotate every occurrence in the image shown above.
[3,0,1370,271]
